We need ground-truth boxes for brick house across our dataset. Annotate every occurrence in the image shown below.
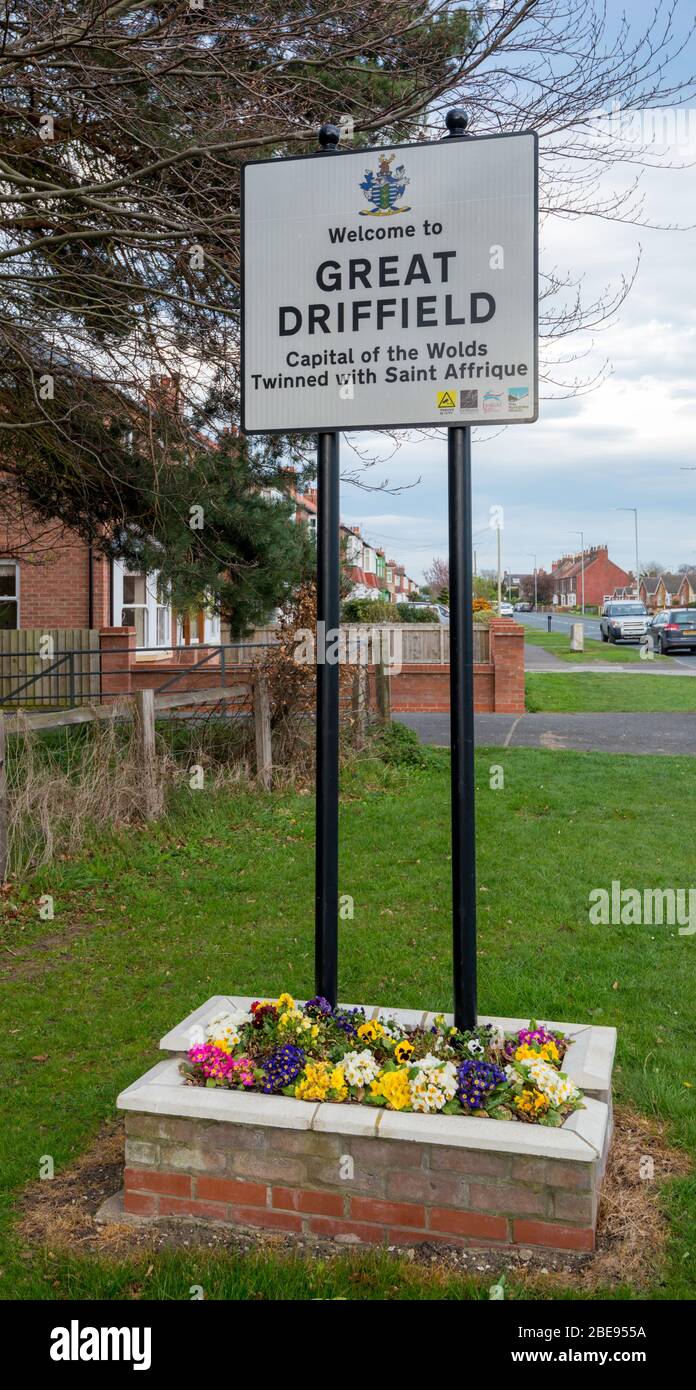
[551,545,632,609]
[677,571,696,606]
[340,525,416,605]
[0,500,220,647]
[639,572,685,611]
[1,463,418,642]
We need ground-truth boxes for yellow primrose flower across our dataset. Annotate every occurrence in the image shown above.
[515,1041,561,1065]
[211,1037,232,1053]
[295,1061,332,1102]
[514,1088,549,1115]
[329,1066,348,1101]
[276,992,295,1011]
[370,1068,411,1111]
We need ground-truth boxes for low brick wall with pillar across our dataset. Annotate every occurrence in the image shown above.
[99,626,135,702]
[375,618,525,715]
[490,618,526,715]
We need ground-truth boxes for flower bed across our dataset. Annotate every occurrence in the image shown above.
[180,994,584,1126]
[114,997,614,1251]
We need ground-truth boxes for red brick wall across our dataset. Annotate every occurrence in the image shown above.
[96,619,525,716]
[380,620,525,714]
[1,505,110,630]
[582,554,631,609]
[490,618,526,714]
[386,663,496,713]
[123,1111,599,1252]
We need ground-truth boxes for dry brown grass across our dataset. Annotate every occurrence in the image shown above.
[585,1103,691,1290]
[6,705,167,875]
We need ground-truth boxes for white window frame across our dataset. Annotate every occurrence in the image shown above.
[112,561,172,651]
[0,559,19,629]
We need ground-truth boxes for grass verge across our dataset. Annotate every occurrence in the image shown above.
[525,673,696,713]
[523,628,654,664]
[1,745,694,1299]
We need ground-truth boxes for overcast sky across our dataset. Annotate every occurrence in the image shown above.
[340,1,696,585]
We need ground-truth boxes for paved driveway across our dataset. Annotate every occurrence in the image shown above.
[396,711,696,756]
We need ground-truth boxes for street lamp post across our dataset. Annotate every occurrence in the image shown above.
[529,554,537,609]
[616,508,640,600]
[571,531,585,615]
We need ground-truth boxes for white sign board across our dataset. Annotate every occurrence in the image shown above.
[241,133,537,433]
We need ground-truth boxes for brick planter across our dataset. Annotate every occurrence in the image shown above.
[115,999,615,1251]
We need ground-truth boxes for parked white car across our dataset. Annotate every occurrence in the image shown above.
[599,601,649,643]
[497,602,515,617]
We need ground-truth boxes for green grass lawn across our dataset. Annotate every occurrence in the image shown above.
[523,628,652,663]
[1,746,695,1300]
[526,673,696,713]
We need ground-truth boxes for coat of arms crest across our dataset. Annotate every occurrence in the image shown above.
[359,153,411,216]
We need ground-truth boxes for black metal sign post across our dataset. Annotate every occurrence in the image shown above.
[242,110,536,1020]
[447,423,477,1030]
[314,124,341,1005]
[315,428,340,1004]
[444,110,477,1031]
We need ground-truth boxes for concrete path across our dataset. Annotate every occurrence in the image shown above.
[524,644,568,671]
[396,711,696,756]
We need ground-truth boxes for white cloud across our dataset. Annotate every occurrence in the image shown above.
[342,117,696,582]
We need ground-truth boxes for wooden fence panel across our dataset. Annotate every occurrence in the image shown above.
[216,622,490,668]
[473,627,490,663]
[0,629,99,706]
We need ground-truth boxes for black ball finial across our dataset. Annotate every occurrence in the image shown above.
[445,107,469,138]
[318,122,341,153]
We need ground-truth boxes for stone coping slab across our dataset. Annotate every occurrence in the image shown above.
[118,1055,609,1164]
[157,995,616,1101]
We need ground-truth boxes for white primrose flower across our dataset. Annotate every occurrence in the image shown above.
[409,1055,458,1112]
[342,1049,381,1087]
[416,1052,451,1072]
[205,1008,251,1049]
[523,1058,581,1106]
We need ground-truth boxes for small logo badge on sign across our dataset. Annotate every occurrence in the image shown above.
[508,387,530,412]
[460,389,478,410]
[359,154,411,216]
[437,390,457,414]
[482,390,504,413]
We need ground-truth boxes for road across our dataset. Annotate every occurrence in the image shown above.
[516,611,696,670]
[396,711,696,756]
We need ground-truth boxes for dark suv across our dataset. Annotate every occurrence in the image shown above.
[649,608,696,654]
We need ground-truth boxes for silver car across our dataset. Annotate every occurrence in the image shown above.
[599,601,649,643]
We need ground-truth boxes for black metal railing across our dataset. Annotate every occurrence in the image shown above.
[0,641,277,710]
